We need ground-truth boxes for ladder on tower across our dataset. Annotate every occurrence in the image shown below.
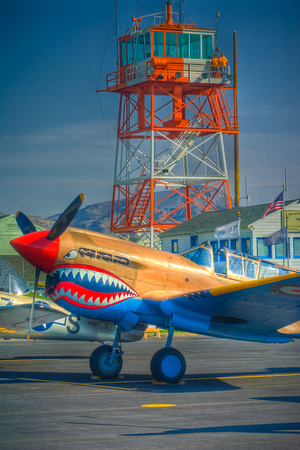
[156,114,204,173]
[128,166,157,227]
[156,89,234,174]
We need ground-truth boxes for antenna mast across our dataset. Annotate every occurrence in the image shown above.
[116,0,119,66]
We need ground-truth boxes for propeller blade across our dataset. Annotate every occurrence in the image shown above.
[47,193,84,241]
[27,267,40,341]
[16,211,37,235]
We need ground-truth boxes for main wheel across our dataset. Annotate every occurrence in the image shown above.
[150,347,186,383]
[89,345,123,378]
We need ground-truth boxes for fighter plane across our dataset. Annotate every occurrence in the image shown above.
[0,275,145,344]
[10,194,300,383]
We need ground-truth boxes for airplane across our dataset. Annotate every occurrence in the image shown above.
[10,194,300,383]
[0,275,146,344]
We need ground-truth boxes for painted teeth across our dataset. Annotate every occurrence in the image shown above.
[49,267,137,307]
[64,268,72,278]
[95,272,102,284]
[87,271,94,282]
[51,288,132,306]
[72,268,80,278]
[79,269,86,280]
[60,287,66,296]
[51,267,135,293]
[78,294,85,303]
[86,297,94,306]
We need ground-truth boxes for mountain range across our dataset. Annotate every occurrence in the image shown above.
[2,186,228,238]
[44,187,228,235]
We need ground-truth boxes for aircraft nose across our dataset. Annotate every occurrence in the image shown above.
[10,230,59,273]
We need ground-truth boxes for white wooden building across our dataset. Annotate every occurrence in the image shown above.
[160,199,300,270]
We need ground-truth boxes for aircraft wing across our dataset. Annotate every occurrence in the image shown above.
[0,302,67,332]
[160,273,300,338]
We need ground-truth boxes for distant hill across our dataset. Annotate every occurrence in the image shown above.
[48,200,112,234]
[47,187,228,234]
[27,216,55,230]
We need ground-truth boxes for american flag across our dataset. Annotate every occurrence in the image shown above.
[262,191,284,218]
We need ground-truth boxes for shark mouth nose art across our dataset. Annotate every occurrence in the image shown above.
[46,264,138,309]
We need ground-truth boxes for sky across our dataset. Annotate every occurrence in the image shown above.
[1,0,300,217]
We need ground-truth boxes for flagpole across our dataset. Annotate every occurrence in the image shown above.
[286,216,289,267]
[237,212,241,252]
[284,171,289,267]
[282,184,285,266]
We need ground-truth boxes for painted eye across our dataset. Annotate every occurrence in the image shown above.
[64,250,78,260]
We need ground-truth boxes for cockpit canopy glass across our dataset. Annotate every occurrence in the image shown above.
[180,242,213,270]
[181,243,299,281]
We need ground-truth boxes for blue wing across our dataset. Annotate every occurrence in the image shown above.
[159,273,300,342]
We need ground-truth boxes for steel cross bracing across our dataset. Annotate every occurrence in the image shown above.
[111,84,236,235]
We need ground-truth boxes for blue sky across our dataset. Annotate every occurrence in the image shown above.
[1,0,299,217]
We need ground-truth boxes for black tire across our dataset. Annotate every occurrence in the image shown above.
[89,345,123,378]
[150,347,186,383]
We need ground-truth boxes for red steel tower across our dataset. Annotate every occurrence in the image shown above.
[101,1,238,246]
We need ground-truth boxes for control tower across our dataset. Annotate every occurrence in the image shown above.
[100,1,238,246]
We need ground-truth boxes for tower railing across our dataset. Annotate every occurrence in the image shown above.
[107,60,231,91]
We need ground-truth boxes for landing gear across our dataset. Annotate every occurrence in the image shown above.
[89,345,123,378]
[90,327,123,378]
[150,347,186,383]
[89,325,187,383]
[150,326,186,383]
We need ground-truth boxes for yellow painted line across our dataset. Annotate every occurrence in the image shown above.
[0,359,60,362]
[210,272,300,296]
[91,372,300,385]
[188,373,300,381]
[16,377,136,391]
[3,373,299,393]
[141,404,176,408]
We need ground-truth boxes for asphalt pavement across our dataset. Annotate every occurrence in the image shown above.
[1,334,300,449]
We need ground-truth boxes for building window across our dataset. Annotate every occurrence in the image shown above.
[230,239,238,251]
[202,34,213,59]
[190,235,198,248]
[171,239,178,253]
[178,33,189,58]
[127,38,133,63]
[275,239,290,259]
[153,32,164,57]
[257,238,272,258]
[135,34,146,61]
[220,239,228,249]
[220,239,228,261]
[121,41,127,66]
[241,238,251,254]
[145,32,151,58]
[294,238,300,258]
[190,34,200,59]
[7,223,19,230]
[165,32,177,57]
[210,240,218,262]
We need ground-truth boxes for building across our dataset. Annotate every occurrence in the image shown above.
[0,214,46,286]
[160,199,300,270]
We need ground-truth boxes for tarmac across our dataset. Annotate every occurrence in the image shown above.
[0,333,300,449]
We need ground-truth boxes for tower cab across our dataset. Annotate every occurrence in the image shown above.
[107,1,232,91]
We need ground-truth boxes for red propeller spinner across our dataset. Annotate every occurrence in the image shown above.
[11,230,59,273]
